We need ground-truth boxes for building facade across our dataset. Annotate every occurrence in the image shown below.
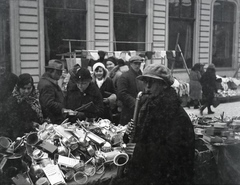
[1,0,240,83]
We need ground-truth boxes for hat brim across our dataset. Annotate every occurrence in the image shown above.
[137,74,164,81]
[45,66,63,71]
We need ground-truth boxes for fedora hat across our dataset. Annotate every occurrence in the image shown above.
[45,59,63,71]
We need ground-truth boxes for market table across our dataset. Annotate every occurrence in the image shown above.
[194,133,240,185]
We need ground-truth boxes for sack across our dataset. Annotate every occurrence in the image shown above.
[212,95,220,108]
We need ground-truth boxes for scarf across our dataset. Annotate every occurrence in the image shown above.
[96,79,104,88]
[12,86,44,123]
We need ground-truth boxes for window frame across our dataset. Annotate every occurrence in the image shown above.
[211,0,237,68]
[113,0,147,51]
[168,0,196,70]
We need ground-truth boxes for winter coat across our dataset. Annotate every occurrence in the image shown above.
[93,77,116,121]
[1,89,43,140]
[37,72,65,124]
[109,65,129,89]
[115,88,195,185]
[200,69,217,104]
[65,79,104,120]
[189,70,202,100]
[117,67,144,126]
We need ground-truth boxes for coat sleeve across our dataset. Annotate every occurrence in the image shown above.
[117,75,135,109]
[39,84,64,115]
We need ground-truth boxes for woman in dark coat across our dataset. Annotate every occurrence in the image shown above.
[200,64,219,115]
[65,65,104,121]
[1,73,43,140]
[115,64,195,185]
[92,62,116,121]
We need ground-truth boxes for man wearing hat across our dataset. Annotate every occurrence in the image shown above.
[38,59,66,124]
[115,64,195,185]
[117,55,145,126]
[65,65,104,121]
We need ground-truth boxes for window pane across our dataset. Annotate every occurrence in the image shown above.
[181,0,194,18]
[0,0,10,71]
[212,1,235,67]
[169,0,180,17]
[66,0,86,10]
[212,23,233,67]
[114,15,146,51]
[114,0,129,13]
[130,0,146,14]
[168,20,194,69]
[213,2,222,22]
[223,2,234,22]
[44,0,64,8]
[44,9,86,61]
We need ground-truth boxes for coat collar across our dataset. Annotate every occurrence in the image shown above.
[42,72,59,86]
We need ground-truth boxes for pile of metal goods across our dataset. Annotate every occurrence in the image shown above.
[0,118,127,185]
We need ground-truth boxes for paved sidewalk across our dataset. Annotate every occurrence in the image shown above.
[184,101,240,118]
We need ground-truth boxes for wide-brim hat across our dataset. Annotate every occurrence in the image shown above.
[137,63,174,86]
[45,59,63,71]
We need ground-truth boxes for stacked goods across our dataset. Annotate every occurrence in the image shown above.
[0,118,128,185]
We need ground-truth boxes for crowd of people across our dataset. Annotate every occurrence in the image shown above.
[0,53,196,184]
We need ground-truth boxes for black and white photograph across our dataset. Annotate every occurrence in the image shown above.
[0,0,240,184]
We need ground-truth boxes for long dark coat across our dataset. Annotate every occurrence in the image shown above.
[65,79,104,119]
[115,88,195,185]
[200,68,217,105]
[37,72,65,124]
[117,67,144,125]
[94,77,116,120]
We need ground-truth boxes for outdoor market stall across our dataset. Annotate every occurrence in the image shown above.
[191,114,240,185]
[0,118,127,185]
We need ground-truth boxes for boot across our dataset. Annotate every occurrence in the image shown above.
[207,106,214,114]
[200,105,207,116]
[193,100,199,109]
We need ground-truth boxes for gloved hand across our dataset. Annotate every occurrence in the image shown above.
[124,143,136,156]
[125,119,134,135]
[76,112,85,120]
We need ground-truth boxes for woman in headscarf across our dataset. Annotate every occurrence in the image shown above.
[92,62,116,121]
[2,73,43,140]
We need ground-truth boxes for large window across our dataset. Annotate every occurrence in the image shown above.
[114,0,146,51]
[168,0,195,69]
[0,0,10,71]
[212,1,235,68]
[44,0,86,62]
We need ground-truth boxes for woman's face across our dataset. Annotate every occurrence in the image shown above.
[94,67,104,80]
[19,83,33,97]
[106,61,115,71]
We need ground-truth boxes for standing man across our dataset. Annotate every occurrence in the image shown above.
[117,56,144,126]
[38,59,65,124]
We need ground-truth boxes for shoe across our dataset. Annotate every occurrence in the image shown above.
[200,108,203,116]
[208,111,214,114]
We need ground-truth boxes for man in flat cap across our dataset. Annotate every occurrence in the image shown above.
[117,55,145,126]
[38,59,66,124]
[115,64,195,185]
